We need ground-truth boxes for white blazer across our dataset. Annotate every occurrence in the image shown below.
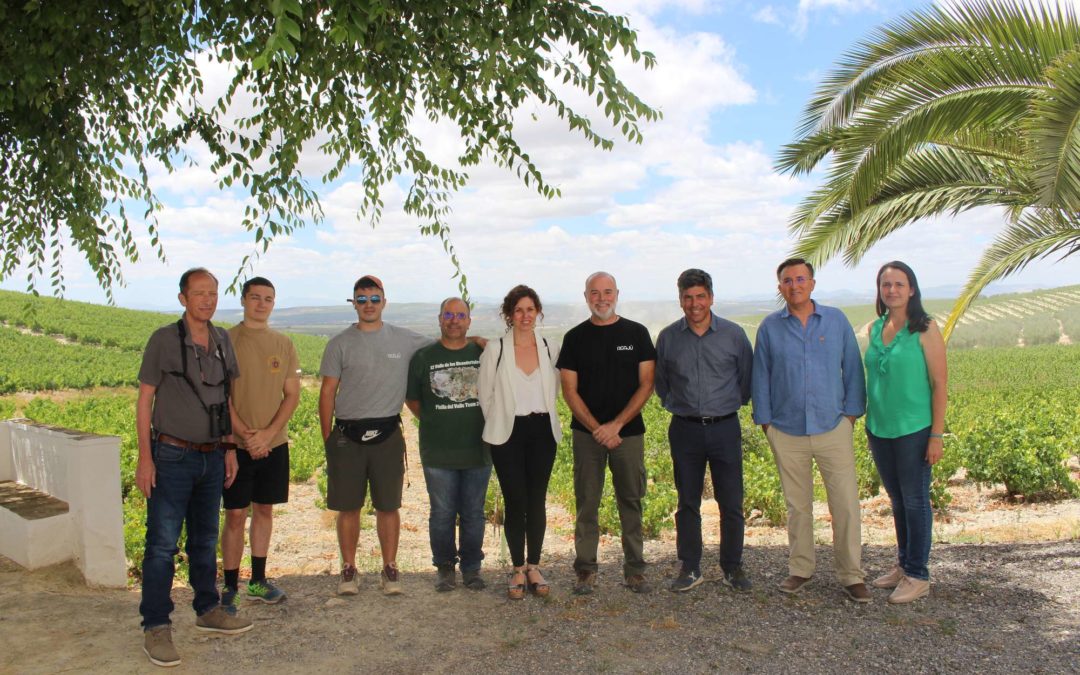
[478,329,562,445]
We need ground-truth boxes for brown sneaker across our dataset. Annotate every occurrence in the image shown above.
[871,565,905,589]
[143,625,180,667]
[624,574,652,594]
[844,582,872,603]
[337,564,360,596]
[888,576,930,604]
[778,575,812,594]
[573,570,597,596]
[380,564,403,596]
[195,606,253,635]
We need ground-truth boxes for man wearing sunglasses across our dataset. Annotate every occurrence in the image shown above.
[319,275,434,596]
[405,297,491,592]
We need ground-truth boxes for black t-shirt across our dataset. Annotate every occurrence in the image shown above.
[555,317,657,436]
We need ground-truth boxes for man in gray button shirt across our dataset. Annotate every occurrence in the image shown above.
[135,267,252,667]
[655,268,753,593]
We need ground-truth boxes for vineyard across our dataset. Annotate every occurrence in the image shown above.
[0,289,326,385]
[1,289,1077,575]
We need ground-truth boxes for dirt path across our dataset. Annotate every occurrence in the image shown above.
[1,420,1078,674]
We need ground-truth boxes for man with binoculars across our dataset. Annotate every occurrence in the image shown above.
[135,267,253,667]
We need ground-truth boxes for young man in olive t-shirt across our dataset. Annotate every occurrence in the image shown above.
[556,272,657,595]
[221,277,301,607]
[406,297,491,592]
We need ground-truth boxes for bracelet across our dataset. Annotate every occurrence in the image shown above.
[929,433,943,439]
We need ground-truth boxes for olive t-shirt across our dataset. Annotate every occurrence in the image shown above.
[138,320,239,443]
[555,317,657,436]
[228,323,300,449]
[406,341,489,469]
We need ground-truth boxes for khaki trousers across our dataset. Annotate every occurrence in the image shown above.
[766,419,864,585]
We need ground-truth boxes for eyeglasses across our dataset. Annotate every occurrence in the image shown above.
[349,294,382,304]
[441,311,468,321]
[780,276,810,286]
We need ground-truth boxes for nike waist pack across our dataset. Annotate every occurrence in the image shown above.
[336,415,401,445]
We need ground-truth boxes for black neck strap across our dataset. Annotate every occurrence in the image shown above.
[169,318,230,413]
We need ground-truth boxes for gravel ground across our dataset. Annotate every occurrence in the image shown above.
[1,415,1077,673]
[1,538,1077,674]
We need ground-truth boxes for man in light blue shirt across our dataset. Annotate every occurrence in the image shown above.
[752,258,871,603]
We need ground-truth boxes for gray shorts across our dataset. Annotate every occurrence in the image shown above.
[324,426,405,512]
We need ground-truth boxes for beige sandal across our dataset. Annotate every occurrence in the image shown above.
[507,569,526,600]
[526,565,550,598]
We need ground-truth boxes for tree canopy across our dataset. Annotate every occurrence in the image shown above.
[776,0,1080,337]
[0,0,658,300]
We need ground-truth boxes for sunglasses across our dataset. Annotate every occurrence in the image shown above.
[441,311,468,321]
[348,294,382,304]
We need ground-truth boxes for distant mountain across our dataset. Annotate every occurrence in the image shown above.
[214,298,785,339]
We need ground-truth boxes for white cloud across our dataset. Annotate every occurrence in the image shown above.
[793,0,880,35]
[753,5,782,24]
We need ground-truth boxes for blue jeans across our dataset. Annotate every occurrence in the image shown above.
[668,416,745,574]
[423,465,492,572]
[868,427,932,581]
[140,441,224,629]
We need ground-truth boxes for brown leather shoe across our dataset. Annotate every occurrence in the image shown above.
[573,570,597,595]
[871,566,905,589]
[624,574,652,594]
[844,582,872,603]
[778,575,812,594]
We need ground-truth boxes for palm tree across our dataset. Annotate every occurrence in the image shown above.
[776,0,1080,338]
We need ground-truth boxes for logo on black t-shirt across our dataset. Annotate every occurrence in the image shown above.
[616,345,634,351]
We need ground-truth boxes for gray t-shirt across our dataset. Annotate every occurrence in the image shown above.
[320,323,433,419]
[138,321,240,443]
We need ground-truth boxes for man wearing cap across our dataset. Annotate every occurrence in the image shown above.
[135,267,252,668]
[319,275,433,596]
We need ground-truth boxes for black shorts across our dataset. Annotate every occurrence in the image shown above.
[223,442,290,509]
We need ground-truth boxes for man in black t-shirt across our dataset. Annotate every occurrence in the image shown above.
[556,272,657,595]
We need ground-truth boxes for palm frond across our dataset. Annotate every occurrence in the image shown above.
[1027,45,1080,210]
[944,207,1080,338]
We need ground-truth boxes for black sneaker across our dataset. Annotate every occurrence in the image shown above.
[461,569,486,590]
[435,564,456,592]
[220,585,239,614]
[669,568,703,593]
[722,567,752,592]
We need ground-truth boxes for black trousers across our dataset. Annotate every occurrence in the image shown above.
[490,415,557,567]
[668,415,745,573]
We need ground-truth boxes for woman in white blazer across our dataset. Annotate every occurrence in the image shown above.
[478,284,562,600]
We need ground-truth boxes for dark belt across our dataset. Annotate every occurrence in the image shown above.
[517,412,550,418]
[675,412,737,425]
[155,432,221,453]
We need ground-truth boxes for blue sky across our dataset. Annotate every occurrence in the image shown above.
[10,0,1080,310]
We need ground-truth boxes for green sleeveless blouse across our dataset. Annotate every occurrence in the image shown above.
[864,315,932,438]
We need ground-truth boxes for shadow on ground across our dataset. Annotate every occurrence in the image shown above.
[1,541,1077,674]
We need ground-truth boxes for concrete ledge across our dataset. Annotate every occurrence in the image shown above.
[1,419,126,587]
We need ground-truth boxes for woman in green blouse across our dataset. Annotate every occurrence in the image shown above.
[864,261,947,604]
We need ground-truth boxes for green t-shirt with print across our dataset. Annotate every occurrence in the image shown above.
[406,341,490,469]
